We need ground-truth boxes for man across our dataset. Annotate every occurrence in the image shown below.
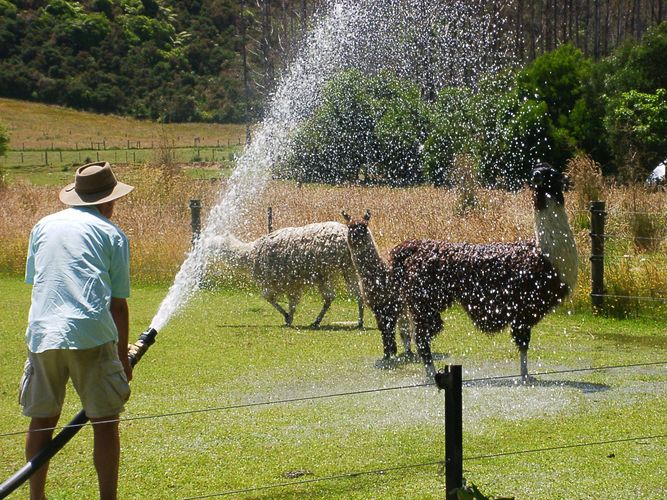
[19,161,134,500]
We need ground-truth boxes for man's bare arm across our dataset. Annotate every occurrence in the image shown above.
[110,297,133,382]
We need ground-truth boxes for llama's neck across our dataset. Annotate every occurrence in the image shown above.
[208,233,253,270]
[534,197,578,291]
[349,234,389,287]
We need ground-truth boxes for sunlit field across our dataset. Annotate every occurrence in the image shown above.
[0,274,665,499]
[1,105,666,497]
[0,98,246,150]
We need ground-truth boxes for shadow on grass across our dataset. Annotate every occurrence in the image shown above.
[211,323,368,331]
[463,377,611,394]
[214,324,285,329]
[304,323,365,332]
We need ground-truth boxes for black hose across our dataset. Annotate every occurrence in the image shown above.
[0,328,157,499]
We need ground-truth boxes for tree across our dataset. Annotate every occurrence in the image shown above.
[604,20,667,94]
[597,20,667,174]
[516,43,598,167]
[279,70,432,186]
[605,88,667,179]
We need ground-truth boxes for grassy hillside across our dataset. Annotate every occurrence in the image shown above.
[0,98,247,150]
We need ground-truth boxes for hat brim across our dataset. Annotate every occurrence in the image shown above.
[59,181,134,206]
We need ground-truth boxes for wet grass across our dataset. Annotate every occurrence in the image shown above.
[1,275,665,499]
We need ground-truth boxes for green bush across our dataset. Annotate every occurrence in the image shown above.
[515,43,599,168]
[280,69,547,188]
[603,21,667,95]
[604,88,667,178]
[371,78,430,185]
[424,87,474,186]
[429,74,547,190]
[61,12,112,50]
[295,77,368,182]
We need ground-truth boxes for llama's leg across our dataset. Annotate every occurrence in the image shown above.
[413,309,443,379]
[356,300,364,330]
[286,293,300,327]
[511,325,532,379]
[343,269,364,328]
[263,290,291,325]
[311,279,335,328]
[374,311,399,369]
[397,310,416,361]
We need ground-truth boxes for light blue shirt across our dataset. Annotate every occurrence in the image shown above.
[25,206,130,353]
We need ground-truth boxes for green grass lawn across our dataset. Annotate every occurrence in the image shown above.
[1,275,666,499]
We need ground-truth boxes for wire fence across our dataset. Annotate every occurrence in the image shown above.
[2,360,664,440]
[599,234,667,242]
[589,202,667,308]
[3,202,666,497]
[181,358,667,498]
[1,148,240,169]
[181,433,667,499]
[2,360,665,497]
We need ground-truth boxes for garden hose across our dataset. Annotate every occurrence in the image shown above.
[0,327,158,499]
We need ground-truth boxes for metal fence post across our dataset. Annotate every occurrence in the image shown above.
[590,201,606,314]
[267,207,273,233]
[435,365,463,499]
[190,199,202,244]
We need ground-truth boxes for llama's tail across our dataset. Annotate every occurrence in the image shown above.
[389,240,421,287]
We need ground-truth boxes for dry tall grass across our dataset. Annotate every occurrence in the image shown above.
[0,165,219,283]
[2,164,666,315]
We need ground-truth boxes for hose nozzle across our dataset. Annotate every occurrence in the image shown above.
[128,327,158,367]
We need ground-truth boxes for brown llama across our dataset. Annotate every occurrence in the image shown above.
[391,163,578,379]
[341,210,414,367]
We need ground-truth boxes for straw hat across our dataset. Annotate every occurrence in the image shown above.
[59,162,134,206]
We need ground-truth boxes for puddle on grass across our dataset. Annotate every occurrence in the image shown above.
[593,331,667,349]
[194,357,664,437]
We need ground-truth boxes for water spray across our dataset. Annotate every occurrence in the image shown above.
[0,327,158,499]
[1,2,523,496]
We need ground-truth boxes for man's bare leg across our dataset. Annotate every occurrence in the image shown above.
[26,415,60,500]
[91,416,120,500]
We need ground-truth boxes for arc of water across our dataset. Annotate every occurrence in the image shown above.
[151,0,519,331]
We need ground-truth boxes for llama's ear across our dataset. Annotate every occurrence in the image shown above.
[363,210,371,221]
[341,210,351,222]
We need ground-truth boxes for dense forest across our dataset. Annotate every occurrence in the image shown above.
[0,0,324,122]
[0,0,664,123]
[278,16,666,186]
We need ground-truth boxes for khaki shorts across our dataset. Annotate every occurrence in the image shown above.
[19,342,130,419]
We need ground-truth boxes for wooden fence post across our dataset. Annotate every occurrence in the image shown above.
[435,365,463,499]
[190,200,202,244]
[590,201,606,314]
